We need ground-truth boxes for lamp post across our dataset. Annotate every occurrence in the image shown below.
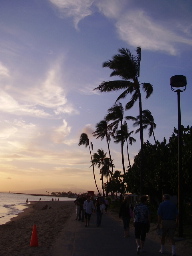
[170,75,187,237]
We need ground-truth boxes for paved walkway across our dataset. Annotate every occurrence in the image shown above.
[50,210,166,256]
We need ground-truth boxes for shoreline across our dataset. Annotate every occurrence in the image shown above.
[0,201,75,256]
[0,193,75,226]
[7,201,37,224]
[0,191,77,199]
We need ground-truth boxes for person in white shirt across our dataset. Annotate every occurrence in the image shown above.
[83,196,95,227]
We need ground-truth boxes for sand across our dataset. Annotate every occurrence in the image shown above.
[0,201,75,256]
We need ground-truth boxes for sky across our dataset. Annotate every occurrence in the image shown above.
[0,0,191,194]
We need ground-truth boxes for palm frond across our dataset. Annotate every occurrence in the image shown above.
[142,83,153,98]
[125,91,139,110]
[78,133,89,147]
[129,137,136,145]
[93,120,108,140]
[125,116,137,121]
[94,80,133,92]
[102,48,139,80]
[135,128,140,134]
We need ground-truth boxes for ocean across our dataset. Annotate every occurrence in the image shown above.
[0,192,75,225]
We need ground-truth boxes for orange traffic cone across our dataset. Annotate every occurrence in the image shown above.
[30,224,38,247]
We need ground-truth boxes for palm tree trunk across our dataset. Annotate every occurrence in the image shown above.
[126,138,131,167]
[152,131,157,144]
[101,173,105,197]
[89,145,100,194]
[119,120,126,175]
[137,81,144,195]
[138,94,144,150]
[106,137,114,175]
[121,141,126,175]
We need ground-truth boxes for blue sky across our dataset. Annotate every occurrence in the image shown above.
[0,0,191,194]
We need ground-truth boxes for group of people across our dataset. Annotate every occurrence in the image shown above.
[75,193,178,255]
[119,194,178,256]
[74,195,108,227]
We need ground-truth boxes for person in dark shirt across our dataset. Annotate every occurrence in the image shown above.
[119,196,132,237]
[157,194,178,256]
[95,197,105,227]
[133,195,150,254]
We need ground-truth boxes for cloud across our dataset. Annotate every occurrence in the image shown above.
[0,119,37,139]
[54,104,79,115]
[116,10,192,55]
[0,126,17,140]
[51,119,71,143]
[49,0,94,29]
[82,124,94,138]
[0,62,10,77]
[0,90,50,117]
[96,1,192,55]
[49,0,192,54]
[96,0,126,19]
[22,59,79,116]
[0,119,39,154]
[0,58,78,118]
[26,65,67,109]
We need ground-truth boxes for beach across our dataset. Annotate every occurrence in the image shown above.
[0,201,75,256]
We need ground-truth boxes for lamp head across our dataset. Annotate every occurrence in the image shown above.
[170,75,187,91]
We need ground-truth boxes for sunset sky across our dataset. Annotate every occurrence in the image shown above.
[0,0,191,194]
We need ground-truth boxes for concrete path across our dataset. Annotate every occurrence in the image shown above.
[50,210,166,256]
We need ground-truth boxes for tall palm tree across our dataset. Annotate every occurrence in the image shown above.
[126,109,157,143]
[113,127,126,175]
[91,149,107,196]
[94,47,153,151]
[100,157,113,180]
[100,157,114,196]
[78,133,100,194]
[123,121,136,167]
[105,102,125,173]
[94,47,153,194]
[112,121,136,173]
[92,120,114,173]
[141,110,157,143]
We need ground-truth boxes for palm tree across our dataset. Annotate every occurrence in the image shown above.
[91,149,107,196]
[105,103,124,132]
[126,109,157,143]
[105,103,125,173]
[123,121,136,167]
[94,47,153,194]
[78,133,100,194]
[100,157,113,179]
[94,47,153,151]
[92,120,114,173]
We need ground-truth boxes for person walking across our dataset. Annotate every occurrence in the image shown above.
[157,194,179,256]
[119,196,132,237]
[83,196,95,227]
[95,197,105,227]
[79,195,85,222]
[133,195,150,255]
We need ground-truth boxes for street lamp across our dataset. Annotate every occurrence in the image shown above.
[170,75,187,237]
